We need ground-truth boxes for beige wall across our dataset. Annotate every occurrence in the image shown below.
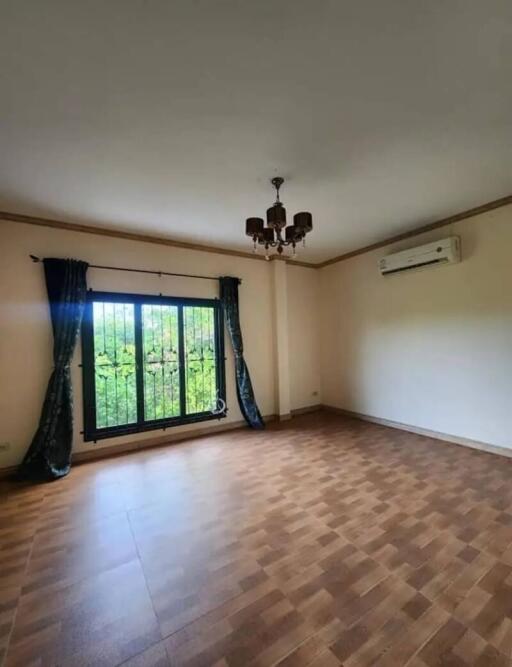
[319,205,512,449]
[286,264,322,410]
[2,204,511,469]
[0,220,320,468]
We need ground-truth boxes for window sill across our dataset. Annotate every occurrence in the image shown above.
[83,411,227,443]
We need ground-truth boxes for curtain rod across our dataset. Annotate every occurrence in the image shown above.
[29,255,241,283]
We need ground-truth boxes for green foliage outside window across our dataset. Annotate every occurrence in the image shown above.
[93,302,137,429]
[92,300,219,430]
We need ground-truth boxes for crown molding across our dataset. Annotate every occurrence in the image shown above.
[2,193,511,271]
[316,194,512,268]
[0,210,317,268]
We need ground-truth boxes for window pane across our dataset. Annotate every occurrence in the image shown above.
[142,304,181,420]
[184,306,217,415]
[93,301,137,429]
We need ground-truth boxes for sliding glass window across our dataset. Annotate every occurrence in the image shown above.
[81,292,226,441]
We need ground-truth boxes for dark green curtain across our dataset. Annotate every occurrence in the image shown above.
[219,277,264,429]
[19,258,89,481]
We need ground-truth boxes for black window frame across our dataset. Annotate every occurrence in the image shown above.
[81,290,226,442]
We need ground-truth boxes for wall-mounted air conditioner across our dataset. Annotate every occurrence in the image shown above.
[379,237,460,276]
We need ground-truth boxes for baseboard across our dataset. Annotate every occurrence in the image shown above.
[290,404,322,416]
[72,414,278,464]
[0,414,278,478]
[5,403,507,477]
[322,404,512,460]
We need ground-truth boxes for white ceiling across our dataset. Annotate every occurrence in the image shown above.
[1,1,511,262]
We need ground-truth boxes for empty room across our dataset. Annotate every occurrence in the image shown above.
[1,1,512,666]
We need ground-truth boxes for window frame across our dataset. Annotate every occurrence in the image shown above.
[81,290,226,442]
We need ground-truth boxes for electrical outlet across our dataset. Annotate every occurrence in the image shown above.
[0,442,11,452]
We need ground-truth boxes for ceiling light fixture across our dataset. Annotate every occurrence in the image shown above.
[245,177,313,260]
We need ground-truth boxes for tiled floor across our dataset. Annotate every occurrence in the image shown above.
[1,412,512,666]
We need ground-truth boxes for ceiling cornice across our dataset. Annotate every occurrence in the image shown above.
[0,209,314,268]
[2,193,511,271]
[316,194,512,268]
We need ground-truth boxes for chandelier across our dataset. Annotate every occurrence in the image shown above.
[245,177,313,260]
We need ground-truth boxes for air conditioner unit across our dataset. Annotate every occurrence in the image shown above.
[378,237,460,276]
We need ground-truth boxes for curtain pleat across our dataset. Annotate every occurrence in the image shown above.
[219,277,264,429]
[19,258,89,481]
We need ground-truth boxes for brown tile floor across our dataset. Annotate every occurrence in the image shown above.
[2,412,512,666]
